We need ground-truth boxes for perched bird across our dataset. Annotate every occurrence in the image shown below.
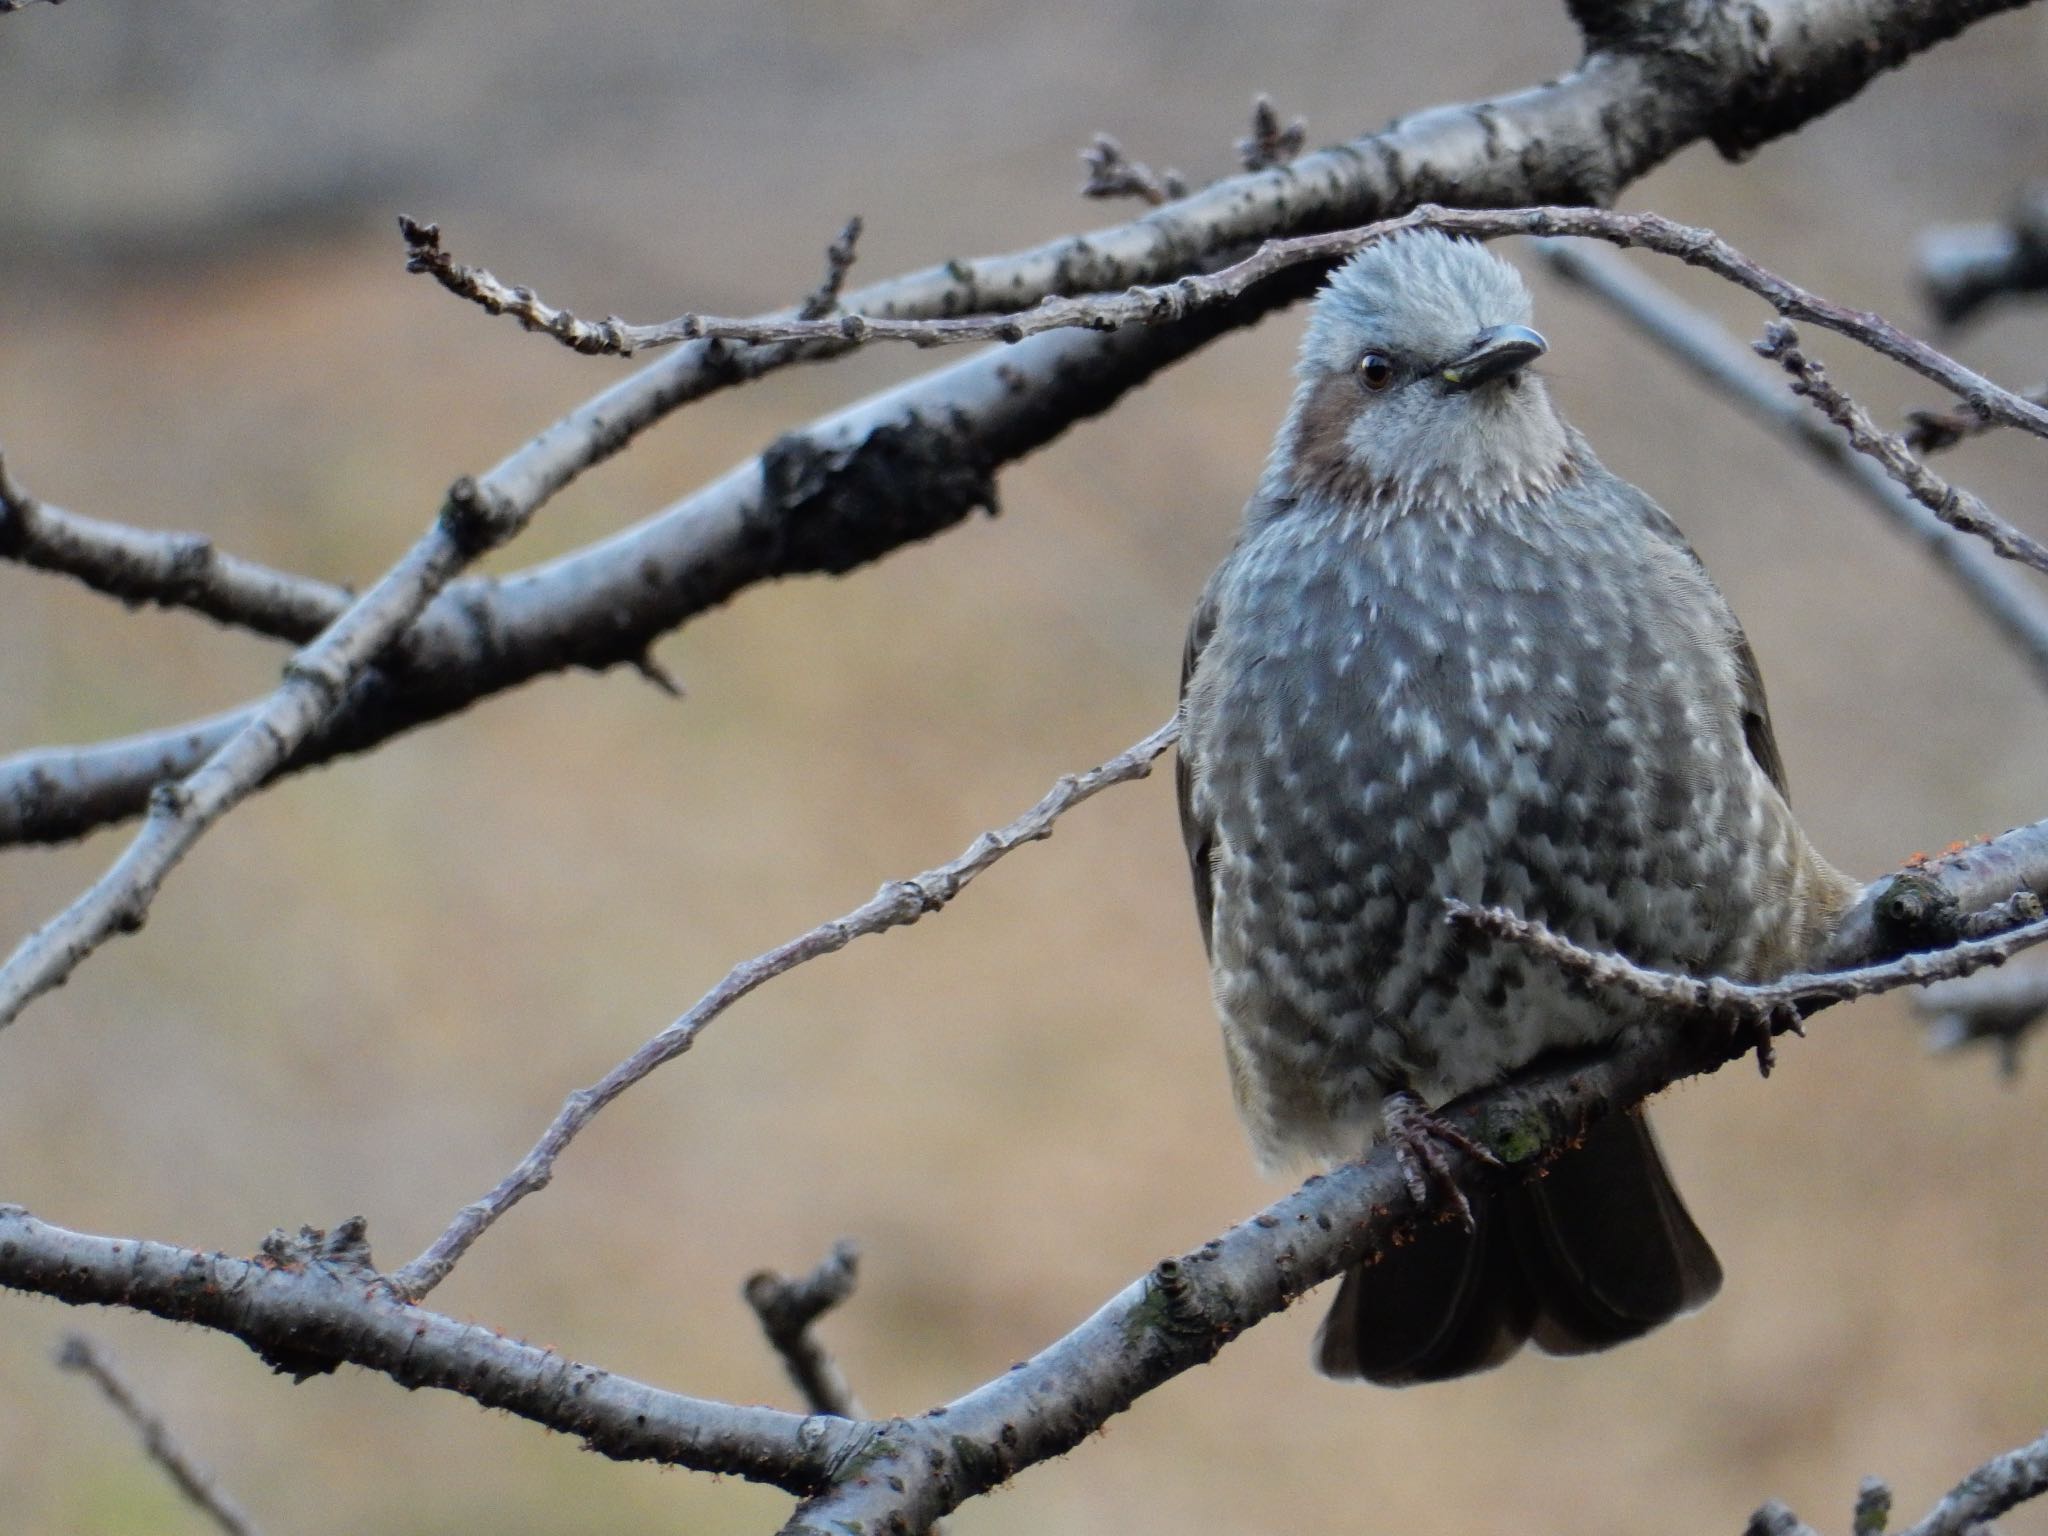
[1175,231,1857,1385]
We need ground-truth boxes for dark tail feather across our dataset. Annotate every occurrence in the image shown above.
[1512,1109,1722,1355]
[1314,1110,1720,1384]
[1314,1185,1534,1384]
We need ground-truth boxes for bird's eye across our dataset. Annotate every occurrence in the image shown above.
[1357,353,1395,392]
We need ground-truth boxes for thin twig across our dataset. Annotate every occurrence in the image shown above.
[0,472,544,1032]
[398,205,2048,452]
[1445,897,2048,1033]
[1752,324,2048,574]
[744,1241,866,1419]
[1079,134,1187,206]
[56,1334,261,1536]
[1237,95,1307,172]
[797,218,865,321]
[401,217,639,356]
[388,719,1180,1299]
[0,445,350,643]
[1540,242,2048,689]
[0,0,65,12]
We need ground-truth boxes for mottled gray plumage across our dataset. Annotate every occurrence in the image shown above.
[1177,231,1855,1384]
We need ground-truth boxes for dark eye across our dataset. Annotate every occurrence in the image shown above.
[1357,352,1395,392]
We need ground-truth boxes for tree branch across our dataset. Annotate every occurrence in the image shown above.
[745,1241,867,1420]
[796,218,865,321]
[1828,820,2048,965]
[1747,1431,2048,1536]
[8,799,2048,1529]
[20,164,2048,855]
[1540,240,2048,690]
[1898,1426,2048,1536]
[56,1333,262,1536]
[1753,323,2048,574]
[0,448,349,642]
[3,1210,856,1492]
[398,203,2048,448]
[0,465,553,1031]
[6,2,2033,850]
[777,830,2048,1534]
[1447,893,2048,1040]
[0,977,1926,1529]
[388,720,1178,1300]
[3,3,2042,1529]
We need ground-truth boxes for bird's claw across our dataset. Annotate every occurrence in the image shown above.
[1381,1090,1500,1232]
[1736,1000,1799,1078]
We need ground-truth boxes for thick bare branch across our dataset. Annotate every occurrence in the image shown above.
[4,1210,854,1491]
[56,1334,263,1536]
[2,0,2033,851]
[388,720,1179,1299]
[0,449,348,642]
[1829,821,2048,967]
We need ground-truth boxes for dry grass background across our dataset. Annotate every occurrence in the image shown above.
[3,4,2048,1532]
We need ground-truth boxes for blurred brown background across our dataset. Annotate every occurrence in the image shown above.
[4,4,2048,1533]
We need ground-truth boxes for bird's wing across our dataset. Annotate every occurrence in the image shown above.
[1177,568,1223,957]
[1619,481,1791,799]
[1727,633,1788,798]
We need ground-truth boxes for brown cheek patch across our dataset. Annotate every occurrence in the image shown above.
[1287,373,1393,505]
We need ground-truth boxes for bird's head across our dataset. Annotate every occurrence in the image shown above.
[1276,230,1574,517]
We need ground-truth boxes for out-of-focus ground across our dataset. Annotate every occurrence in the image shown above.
[3,4,2048,1533]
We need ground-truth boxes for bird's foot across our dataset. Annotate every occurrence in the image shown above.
[1380,1090,1501,1232]
[1734,999,1802,1079]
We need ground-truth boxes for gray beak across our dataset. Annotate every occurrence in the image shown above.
[1440,324,1547,391]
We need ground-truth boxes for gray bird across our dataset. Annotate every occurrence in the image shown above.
[1176,231,1856,1385]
